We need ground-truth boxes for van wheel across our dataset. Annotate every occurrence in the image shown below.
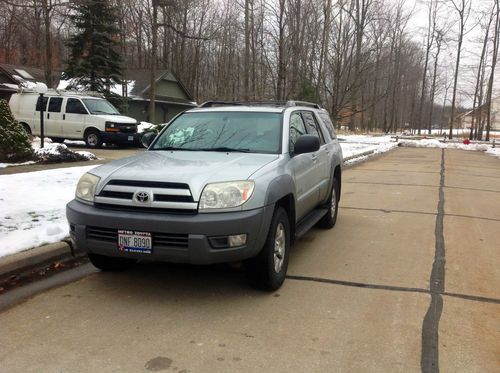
[50,137,65,143]
[88,253,137,271]
[21,123,32,138]
[244,207,290,291]
[317,178,339,229]
[84,130,103,148]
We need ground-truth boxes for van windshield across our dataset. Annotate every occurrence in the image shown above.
[82,99,120,115]
[151,111,282,154]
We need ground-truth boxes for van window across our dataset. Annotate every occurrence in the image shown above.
[35,96,48,111]
[66,98,88,114]
[48,97,63,113]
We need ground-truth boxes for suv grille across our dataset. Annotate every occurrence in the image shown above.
[87,226,189,248]
[94,179,197,213]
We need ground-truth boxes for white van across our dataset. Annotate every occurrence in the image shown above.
[9,90,139,148]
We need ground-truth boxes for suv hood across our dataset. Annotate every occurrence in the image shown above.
[92,151,279,200]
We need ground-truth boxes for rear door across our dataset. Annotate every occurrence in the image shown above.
[63,98,88,139]
[45,97,64,137]
[288,111,321,220]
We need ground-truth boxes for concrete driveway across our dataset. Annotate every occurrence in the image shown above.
[0,148,498,373]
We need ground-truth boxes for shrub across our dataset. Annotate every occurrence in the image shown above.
[0,99,33,162]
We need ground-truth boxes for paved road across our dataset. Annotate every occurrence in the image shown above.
[0,148,499,372]
[0,145,144,175]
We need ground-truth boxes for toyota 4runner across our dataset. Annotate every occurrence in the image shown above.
[66,101,343,290]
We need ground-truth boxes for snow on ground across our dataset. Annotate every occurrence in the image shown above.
[338,135,398,165]
[0,161,36,169]
[0,165,96,258]
[137,121,155,133]
[399,138,490,152]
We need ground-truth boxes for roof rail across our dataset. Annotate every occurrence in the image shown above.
[198,100,322,109]
[198,101,243,108]
[285,100,321,109]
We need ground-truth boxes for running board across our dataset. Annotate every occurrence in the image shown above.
[295,208,328,239]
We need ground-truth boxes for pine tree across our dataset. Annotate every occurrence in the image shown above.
[0,99,33,162]
[63,0,123,93]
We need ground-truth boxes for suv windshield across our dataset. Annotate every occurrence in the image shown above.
[151,112,282,153]
[82,99,120,115]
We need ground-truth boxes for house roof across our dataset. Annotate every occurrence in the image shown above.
[124,69,194,102]
[0,63,61,87]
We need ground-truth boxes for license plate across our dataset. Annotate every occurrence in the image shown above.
[128,136,134,141]
[118,230,152,254]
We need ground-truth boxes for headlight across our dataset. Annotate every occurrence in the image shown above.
[199,181,255,210]
[75,173,100,202]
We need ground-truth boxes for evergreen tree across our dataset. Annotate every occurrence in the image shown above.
[63,0,122,93]
[0,99,33,162]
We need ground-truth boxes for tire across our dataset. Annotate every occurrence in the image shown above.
[317,177,339,229]
[88,253,137,271]
[50,137,65,143]
[244,207,290,291]
[84,130,103,148]
[21,123,32,138]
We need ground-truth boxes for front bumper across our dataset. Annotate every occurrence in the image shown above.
[66,200,274,265]
[100,131,139,144]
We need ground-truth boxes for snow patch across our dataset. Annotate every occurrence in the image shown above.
[138,121,155,133]
[0,165,96,257]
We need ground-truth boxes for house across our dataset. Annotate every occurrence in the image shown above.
[0,63,61,101]
[57,69,197,124]
[119,69,196,124]
[461,96,500,131]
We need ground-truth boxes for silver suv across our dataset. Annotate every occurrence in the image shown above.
[66,101,343,290]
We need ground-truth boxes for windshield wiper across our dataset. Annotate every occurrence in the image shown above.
[151,146,197,151]
[200,147,251,153]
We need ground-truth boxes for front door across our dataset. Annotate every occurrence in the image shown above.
[288,111,321,220]
[63,98,88,139]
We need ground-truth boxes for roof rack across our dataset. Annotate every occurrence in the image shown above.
[17,87,104,98]
[198,100,321,109]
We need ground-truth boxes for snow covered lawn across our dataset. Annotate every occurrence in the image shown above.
[338,135,398,164]
[0,165,95,258]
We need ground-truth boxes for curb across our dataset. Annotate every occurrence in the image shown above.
[0,240,83,279]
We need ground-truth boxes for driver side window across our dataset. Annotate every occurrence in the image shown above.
[289,112,306,152]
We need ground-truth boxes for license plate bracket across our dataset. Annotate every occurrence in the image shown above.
[118,230,152,254]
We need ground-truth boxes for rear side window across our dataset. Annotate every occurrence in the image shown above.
[66,98,87,114]
[302,111,325,144]
[48,97,63,112]
[318,112,337,139]
[35,96,48,111]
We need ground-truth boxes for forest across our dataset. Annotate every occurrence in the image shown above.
[0,0,499,139]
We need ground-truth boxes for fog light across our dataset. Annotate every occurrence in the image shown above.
[228,234,247,247]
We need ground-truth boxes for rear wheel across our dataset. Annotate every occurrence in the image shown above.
[84,130,103,148]
[21,123,32,138]
[88,253,137,271]
[317,178,339,229]
[244,207,290,291]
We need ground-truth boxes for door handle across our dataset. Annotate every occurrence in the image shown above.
[63,114,66,120]
[47,113,50,119]
[311,154,318,161]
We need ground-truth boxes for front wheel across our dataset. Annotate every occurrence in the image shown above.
[88,253,137,271]
[244,207,290,291]
[84,130,103,148]
[317,178,339,229]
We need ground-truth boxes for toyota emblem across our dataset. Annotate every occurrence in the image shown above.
[134,191,150,203]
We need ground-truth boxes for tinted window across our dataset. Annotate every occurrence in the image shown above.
[152,112,282,154]
[48,97,63,113]
[66,98,87,114]
[289,112,306,150]
[302,111,324,144]
[318,112,336,139]
[35,96,48,111]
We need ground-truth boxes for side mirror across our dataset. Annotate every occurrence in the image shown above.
[141,132,156,148]
[293,134,320,155]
